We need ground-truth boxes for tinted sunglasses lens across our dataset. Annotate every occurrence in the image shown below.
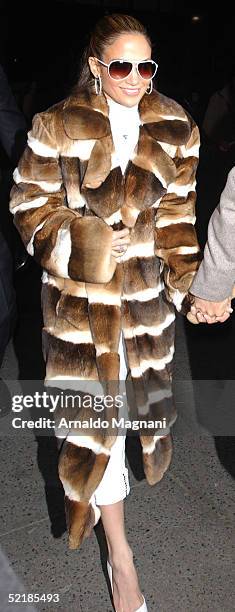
[109,61,132,80]
[138,61,156,79]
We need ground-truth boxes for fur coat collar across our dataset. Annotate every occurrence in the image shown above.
[62,88,191,195]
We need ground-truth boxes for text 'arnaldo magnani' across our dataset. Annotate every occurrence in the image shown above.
[1,382,169,436]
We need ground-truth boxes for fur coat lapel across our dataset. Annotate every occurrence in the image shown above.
[61,90,190,227]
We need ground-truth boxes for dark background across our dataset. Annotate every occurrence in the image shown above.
[0,0,235,126]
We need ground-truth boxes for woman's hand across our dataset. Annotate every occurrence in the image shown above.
[190,295,233,324]
[111,228,130,261]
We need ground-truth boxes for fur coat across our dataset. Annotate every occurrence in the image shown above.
[10,88,200,549]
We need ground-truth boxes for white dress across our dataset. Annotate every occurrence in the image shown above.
[93,97,141,505]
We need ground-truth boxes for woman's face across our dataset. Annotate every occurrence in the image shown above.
[89,33,152,107]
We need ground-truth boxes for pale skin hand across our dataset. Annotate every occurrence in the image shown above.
[190,295,233,324]
[111,228,130,261]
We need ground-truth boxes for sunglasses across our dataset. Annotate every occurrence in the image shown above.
[95,58,158,81]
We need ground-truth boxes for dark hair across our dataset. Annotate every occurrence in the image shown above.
[75,13,152,94]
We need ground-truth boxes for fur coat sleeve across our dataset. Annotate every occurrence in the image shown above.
[154,115,200,312]
[9,111,116,284]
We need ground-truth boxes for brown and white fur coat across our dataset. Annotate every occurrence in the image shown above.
[10,88,200,549]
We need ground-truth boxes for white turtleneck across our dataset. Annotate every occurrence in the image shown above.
[107,96,141,174]
[106,96,141,378]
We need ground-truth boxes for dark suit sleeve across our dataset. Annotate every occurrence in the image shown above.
[0,65,27,164]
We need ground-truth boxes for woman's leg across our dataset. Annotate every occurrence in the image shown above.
[93,433,144,611]
[100,501,144,611]
[97,334,144,610]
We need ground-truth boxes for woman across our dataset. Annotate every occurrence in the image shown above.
[10,13,201,612]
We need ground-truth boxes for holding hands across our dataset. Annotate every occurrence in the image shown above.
[188,295,233,324]
[111,227,234,326]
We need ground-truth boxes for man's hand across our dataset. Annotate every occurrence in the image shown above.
[189,295,233,324]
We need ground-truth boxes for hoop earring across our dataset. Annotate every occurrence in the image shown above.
[94,75,102,95]
[146,81,153,95]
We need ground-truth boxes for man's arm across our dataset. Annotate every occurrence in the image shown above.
[189,166,235,323]
[190,166,235,301]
